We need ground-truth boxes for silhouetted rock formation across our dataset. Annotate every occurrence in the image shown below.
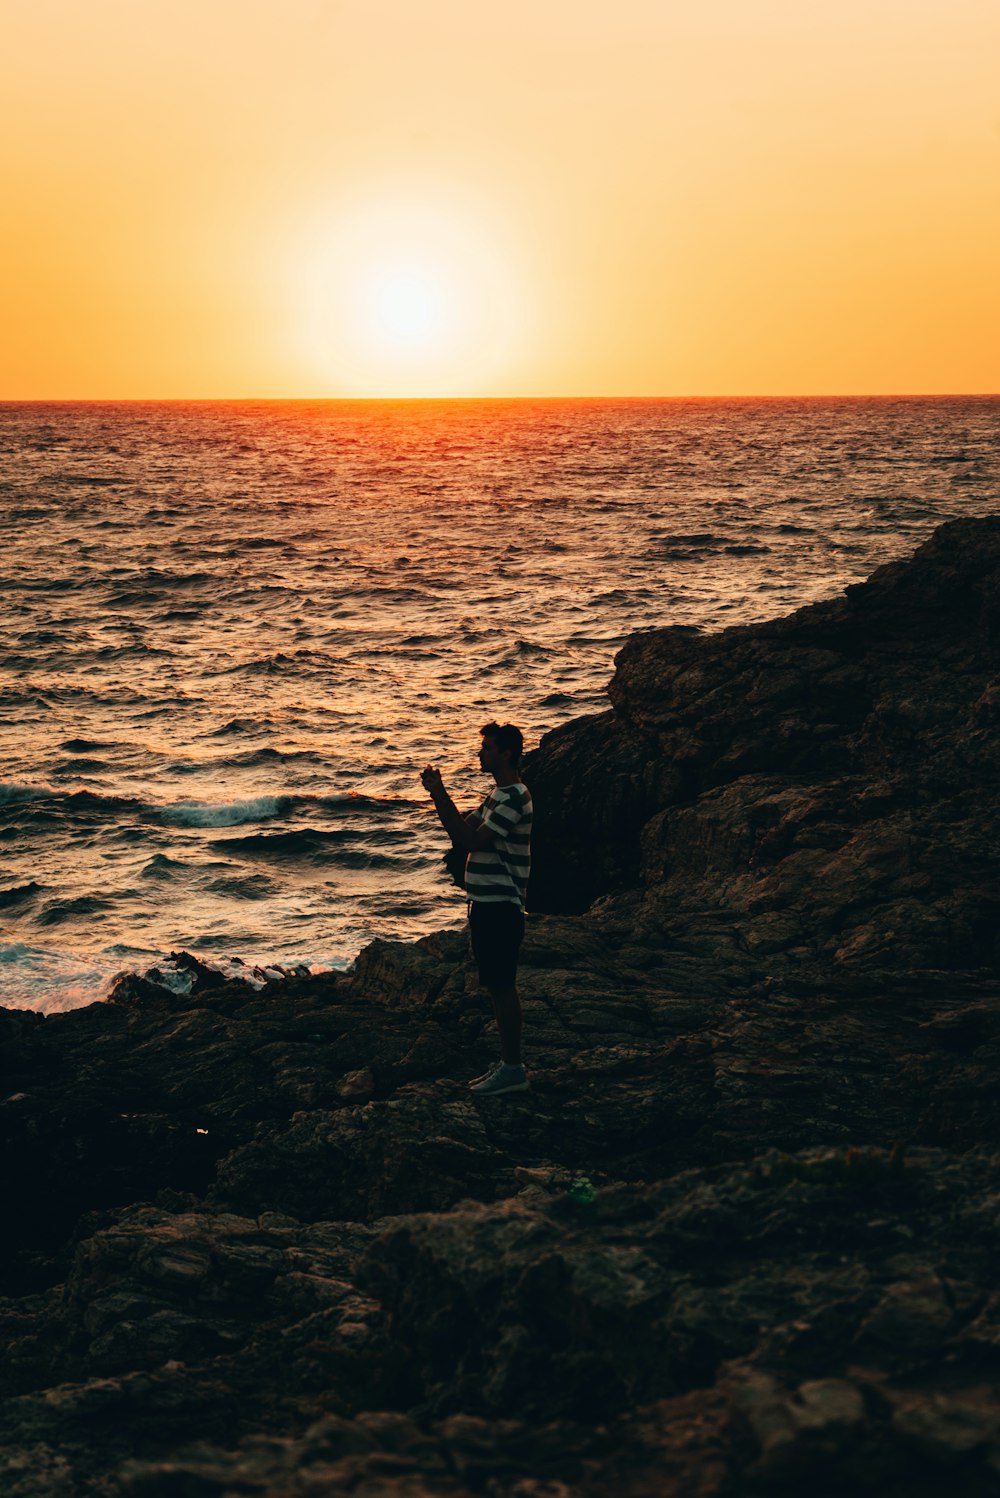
[527,516,1000,973]
[3,518,1000,1495]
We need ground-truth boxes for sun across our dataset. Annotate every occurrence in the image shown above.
[365,261,453,356]
[292,186,532,395]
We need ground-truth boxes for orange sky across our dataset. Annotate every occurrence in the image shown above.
[3,0,999,397]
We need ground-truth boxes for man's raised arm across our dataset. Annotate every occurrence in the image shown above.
[420,765,496,852]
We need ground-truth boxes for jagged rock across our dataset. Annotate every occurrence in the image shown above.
[526,516,1000,975]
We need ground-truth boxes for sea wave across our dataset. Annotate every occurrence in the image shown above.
[214,827,368,858]
[208,716,279,736]
[118,951,343,997]
[0,881,42,908]
[220,747,325,769]
[64,789,145,815]
[160,796,292,827]
[0,939,352,1014]
[204,873,277,900]
[1,782,414,832]
[60,738,119,752]
[0,779,57,805]
[0,941,114,1013]
[52,758,113,775]
[140,854,188,880]
[316,792,423,814]
[36,894,116,926]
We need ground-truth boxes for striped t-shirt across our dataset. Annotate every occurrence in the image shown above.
[466,781,532,910]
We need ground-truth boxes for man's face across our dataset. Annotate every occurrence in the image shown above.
[478,735,506,776]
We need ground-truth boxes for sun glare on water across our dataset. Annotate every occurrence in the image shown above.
[293,188,531,396]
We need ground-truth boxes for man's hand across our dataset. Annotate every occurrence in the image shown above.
[421,765,444,796]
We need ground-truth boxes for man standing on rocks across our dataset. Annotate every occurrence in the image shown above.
[421,722,533,1095]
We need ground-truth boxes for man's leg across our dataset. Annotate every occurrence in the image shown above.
[487,983,522,1066]
[468,902,526,1086]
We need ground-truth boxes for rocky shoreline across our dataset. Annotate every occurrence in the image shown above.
[3,516,1000,1495]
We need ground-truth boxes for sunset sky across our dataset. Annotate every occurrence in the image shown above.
[3,0,999,398]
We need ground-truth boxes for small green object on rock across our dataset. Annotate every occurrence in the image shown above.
[567,1177,596,1205]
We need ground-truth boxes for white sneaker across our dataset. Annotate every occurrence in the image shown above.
[468,1060,502,1089]
[470,1063,529,1096]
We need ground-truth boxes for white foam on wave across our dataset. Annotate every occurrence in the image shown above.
[0,780,56,805]
[120,950,353,999]
[132,951,352,994]
[161,796,289,827]
[0,942,354,1014]
[0,942,113,1013]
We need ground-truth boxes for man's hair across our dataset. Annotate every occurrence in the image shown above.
[480,721,524,764]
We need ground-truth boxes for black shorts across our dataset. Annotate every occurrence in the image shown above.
[468,900,525,987]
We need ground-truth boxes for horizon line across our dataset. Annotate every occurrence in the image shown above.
[2,390,999,404]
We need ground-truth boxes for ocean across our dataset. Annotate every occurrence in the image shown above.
[2,396,997,1013]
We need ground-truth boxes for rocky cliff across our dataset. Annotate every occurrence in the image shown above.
[527,515,1000,969]
[3,517,1000,1496]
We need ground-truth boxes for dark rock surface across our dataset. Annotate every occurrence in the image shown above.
[3,518,1000,1495]
[526,517,1000,964]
